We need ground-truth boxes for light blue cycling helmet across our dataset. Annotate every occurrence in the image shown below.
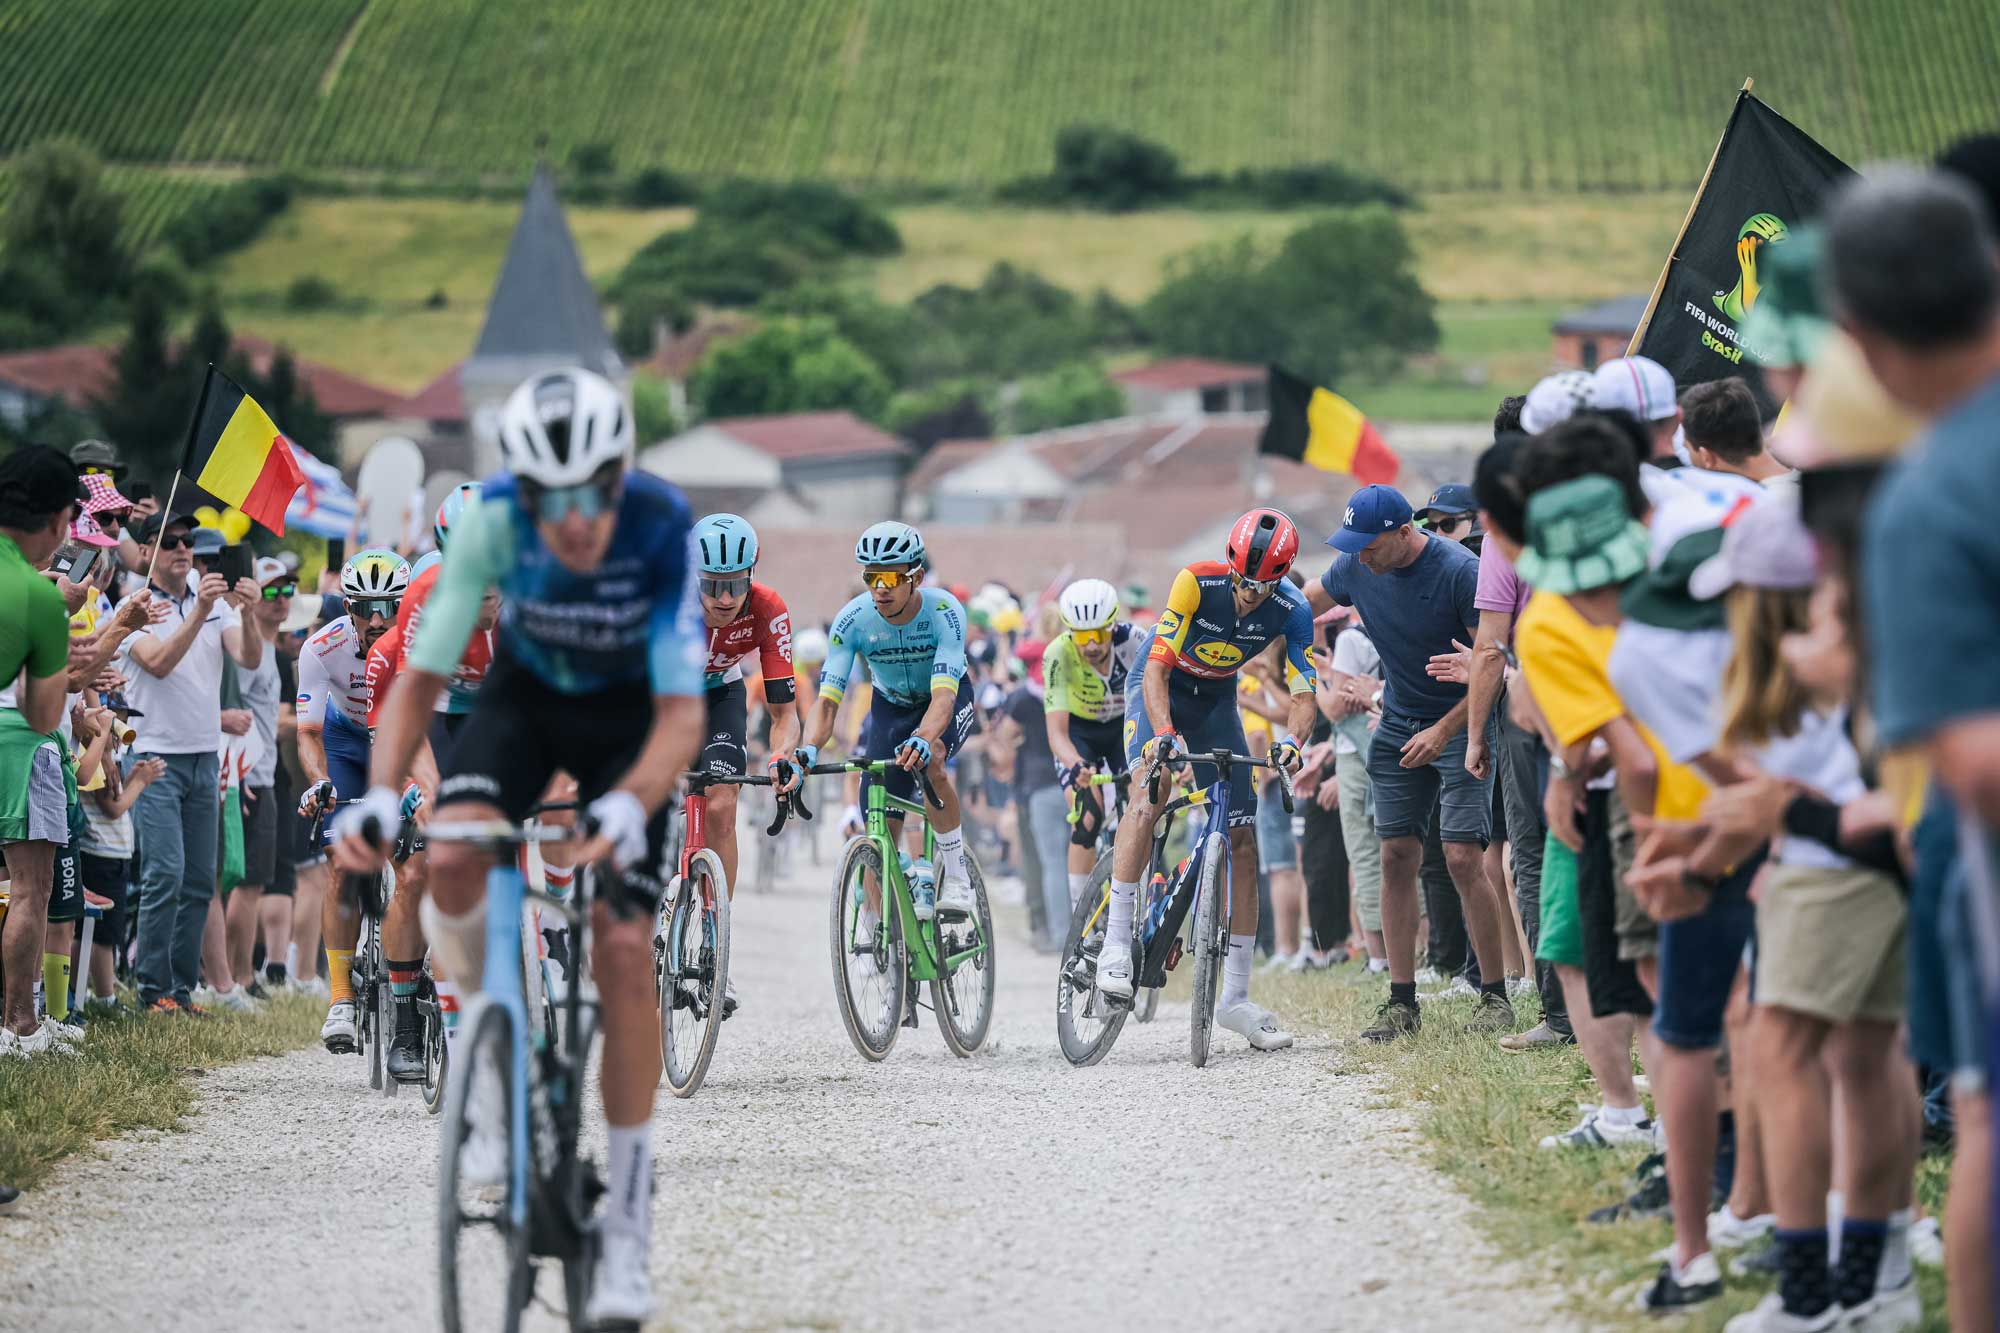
[433,482,480,553]
[693,512,758,574]
[854,520,925,568]
[411,549,442,580]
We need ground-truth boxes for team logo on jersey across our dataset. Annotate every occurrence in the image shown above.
[1155,609,1183,639]
[1192,641,1244,669]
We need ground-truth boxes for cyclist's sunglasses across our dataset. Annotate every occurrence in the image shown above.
[1230,570,1281,596]
[1071,627,1111,647]
[699,575,751,599]
[862,568,912,590]
[261,582,297,601]
[517,466,621,524]
[349,597,398,621]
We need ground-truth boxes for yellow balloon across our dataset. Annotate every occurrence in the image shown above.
[193,505,222,529]
[993,607,1024,633]
[219,509,253,543]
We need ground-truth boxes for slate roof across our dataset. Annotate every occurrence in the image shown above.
[469,162,621,377]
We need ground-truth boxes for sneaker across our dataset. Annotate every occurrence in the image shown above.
[1420,976,1480,1003]
[386,999,425,1083]
[1507,974,1534,1000]
[320,1000,358,1054]
[1730,1237,1781,1279]
[1414,966,1444,986]
[1360,999,1420,1043]
[1290,949,1332,972]
[1722,1293,1840,1332]
[13,1023,78,1057]
[1906,1216,1942,1268]
[146,996,183,1017]
[42,1016,83,1048]
[1498,1019,1571,1052]
[1589,1153,1671,1224]
[1464,992,1517,1034]
[1843,1279,1920,1333]
[1708,1204,1775,1250]
[0,1029,21,1058]
[1541,1107,1655,1150]
[935,872,973,918]
[215,987,256,1014]
[1095,948,1134,1001]
[584,1226,655,1327]
[1634,1251,1722,1313]
[245,981,270,1002]
[1261,951,1294,972]
[1216,999,1294,1051]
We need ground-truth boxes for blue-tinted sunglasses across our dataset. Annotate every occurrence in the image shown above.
[518,469,621,524]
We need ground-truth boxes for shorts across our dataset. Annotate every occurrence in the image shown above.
[317,709,371,849]
[1535,831,1585,969]
[47,798,87,924]
[1122,675,1255,830]
[1256,785,1297,872]
[702,679,749,778]
[1754,863,1906,1024]
[4,741,72,845]
[1576,790,1653,1019]
[1651,849,1762,1051]
[239,785,277,889]
[428,711,470,771]
[78,852,129,946]
[1068,715,1127,775]
[1367,709,1493,845]
[1940,861,1991,1090]
[1608,791,1658,960]
[1906,787,1984,1085]
[859,675,977,811]
[438,651,680,897]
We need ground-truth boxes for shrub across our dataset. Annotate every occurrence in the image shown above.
[631,372,680,444]
[625,166,700,208]
[1008,361,1126,434]
[690,317,891,422]
[284,275,337,310]
[884,379,994,451]
[700,179,901,255]
[2,138,131,315]
[163,175,293,267]
[568,141,617,178]
[614,284,693,359]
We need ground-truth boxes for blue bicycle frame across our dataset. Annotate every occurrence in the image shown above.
[478,858,536,1228]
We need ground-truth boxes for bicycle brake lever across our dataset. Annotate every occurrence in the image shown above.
[765,793,790,838]
[917,769,945,811]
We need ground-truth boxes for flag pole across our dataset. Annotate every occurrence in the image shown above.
[140,471,185,589]
[1625,78,1754,357]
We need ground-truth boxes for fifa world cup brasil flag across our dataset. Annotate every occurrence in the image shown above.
[180,368,307,534]
[1629,89,1852,416]
[1258,366,1399,485]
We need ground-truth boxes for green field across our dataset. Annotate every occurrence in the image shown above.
[2,1,1996,190]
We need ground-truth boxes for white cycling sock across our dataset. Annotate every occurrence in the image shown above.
[933,826,968,884]
[1599,1101,1647,1126]
[1880,1208,1914,1290]
[1102,880,1138,972]
[1366,957,1389,973]
[420,895,488,998]
[604,1121,652,1239]
[1221,933,1255,1008]
[1067,870,1091,908]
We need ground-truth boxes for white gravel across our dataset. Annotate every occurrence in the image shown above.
[0,847,1574,1331]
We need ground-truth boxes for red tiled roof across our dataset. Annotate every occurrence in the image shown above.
[0,338,402,420]
[1111,357,1264,391]
[398,363,465,423]
[708,411,909,462]
[905,438,997,493]
[231,334,403,418]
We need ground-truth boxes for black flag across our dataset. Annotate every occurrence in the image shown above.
[1629,89,1853,416]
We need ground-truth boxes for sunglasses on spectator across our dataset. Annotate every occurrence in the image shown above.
[153,533,193,551]
[349,597,398,621]
[95,509,127,527]
[699,575,751,599]
[1071,627,1112,647]
[1230,571,1281,596]
[862,569,912,590]
[261,582,297,600]
[516,465,621,524]
[1422,512,1472,530]
[79,466,115,477]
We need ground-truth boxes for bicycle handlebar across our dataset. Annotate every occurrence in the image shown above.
[805,760,945,811]
[1144,748,1296,814]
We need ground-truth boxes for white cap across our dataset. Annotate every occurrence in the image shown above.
[1519,370,1598,433]
[1590,356,1678,422]
[254,556,290,585]
[1687,487,1818,600]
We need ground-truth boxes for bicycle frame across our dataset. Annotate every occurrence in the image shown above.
[838,761,989,982]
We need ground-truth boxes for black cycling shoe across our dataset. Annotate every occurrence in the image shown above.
[386,997,426,1083]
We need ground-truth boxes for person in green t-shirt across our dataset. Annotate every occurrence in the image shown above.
[0,445,86,1054]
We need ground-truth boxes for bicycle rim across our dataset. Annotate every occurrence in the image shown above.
[661,862,730,1097]
[423,972,448,1115]
[1188,835,1227,1069]
[439,1001,531,1333]
[1055,848,1126,1066]
[829,838,902,1060]
[364,928,385,1091]
[932,855,995,1057]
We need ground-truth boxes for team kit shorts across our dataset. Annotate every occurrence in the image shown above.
[1066,714,1127,848]
[316,709,372,849]
[703,678,750,778]
[1122,673,1255,830]
[857,675,978,811]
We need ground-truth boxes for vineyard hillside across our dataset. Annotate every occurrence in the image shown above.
[2,0,1996,192]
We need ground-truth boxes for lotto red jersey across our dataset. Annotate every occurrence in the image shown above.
[703,581,795,701]
[365,562,493,726]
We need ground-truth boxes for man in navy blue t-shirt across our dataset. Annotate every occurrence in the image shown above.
[1307,484,1514,1040]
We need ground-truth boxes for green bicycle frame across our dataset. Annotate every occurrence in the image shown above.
[851,762,989,982]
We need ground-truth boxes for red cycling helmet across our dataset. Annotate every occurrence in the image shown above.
[1225,508,1299,582]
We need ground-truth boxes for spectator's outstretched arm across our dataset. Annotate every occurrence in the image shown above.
[130,576,226,678]
[1463,609,1512,779]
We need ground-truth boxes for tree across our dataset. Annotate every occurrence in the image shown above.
[759,283,925,387]
[1008,362,1126,434]
[690,318,891,422]
[92,280,190,486]
[884,379,994,452]
[253,347,334,461]
[908,263,1102,382]
[614,284,692,359]
[2,138,130,309]
[631,373,680,445]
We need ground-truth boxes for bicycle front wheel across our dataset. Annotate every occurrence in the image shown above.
[829,838,904,1061]
[1188,833,1229,1069]
[1055,847,1126,1067]
[932,854,995,1057]
[422,969,448,1116]
[439,999,531,1333]
[660,857,731,1097]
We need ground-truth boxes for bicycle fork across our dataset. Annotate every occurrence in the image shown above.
[478,865,536,1230]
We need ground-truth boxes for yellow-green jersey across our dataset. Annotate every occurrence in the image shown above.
[1043,623,1140,724]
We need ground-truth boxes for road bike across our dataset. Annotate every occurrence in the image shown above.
[1055,749,1292,1069]
[1064,770,1155,1021]
[332,805,448,1108]
[655,770,805,1097]
[813,759,994,1061]
[423,811,636,1333]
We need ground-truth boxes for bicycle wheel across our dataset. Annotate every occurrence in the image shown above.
[660,855,731,1097]
[1134,870,1163,1024]
[932,854,994,1056]
[423,970,448,1116]
[439,999,532,1333]
[829,838,903,1060]
[1055,847,1126,1066]
[1187,833,1229,1069]
[362,924,385,1091]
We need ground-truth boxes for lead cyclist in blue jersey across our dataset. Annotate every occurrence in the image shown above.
[332,367,706,1330]
[775,521,978,919]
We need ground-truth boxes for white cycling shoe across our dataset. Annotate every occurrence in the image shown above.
[457,1057,510,1189]
[1094,951,1134,1001]
[935,874,974,917]
[1216,1000,1294,1050]
[584,1227,655,1328]
[320,1000,357,1054]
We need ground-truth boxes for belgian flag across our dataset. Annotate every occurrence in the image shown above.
[1258,365,1399,485]
[180,367,307,535]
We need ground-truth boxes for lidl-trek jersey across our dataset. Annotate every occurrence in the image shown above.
[408,471,705,698]
[703,581,796,703]
[818,589,968,709]
[1144,561,1317,695]
[1043,624,1140,722]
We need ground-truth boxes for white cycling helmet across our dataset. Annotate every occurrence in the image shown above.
[1058,578,1120,632]
[498,367,632,488]
[793,626,830,663]
[854,520,925,568]
[341,547,411,599]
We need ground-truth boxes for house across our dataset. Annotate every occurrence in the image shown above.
[641,318,747,422]
[1112,358,1267,418]
[1551,294,1651,371]
[639,410,912,526]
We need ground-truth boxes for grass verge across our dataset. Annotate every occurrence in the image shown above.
[1247,964,1951,1330]
[0,993,323,1191]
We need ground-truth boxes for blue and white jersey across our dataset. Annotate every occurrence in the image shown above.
[818,588,969,710]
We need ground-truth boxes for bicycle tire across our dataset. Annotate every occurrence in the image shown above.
[376,966,398,1099]
[1188,833,1228,1069]
[439,999,531,1333]
[363,921,385,1091]
[660,854,730,1097]
[932,854,995,1057]
[829,837,903,1061]
[423,968,448,1116]
[1055,847,1127,1067]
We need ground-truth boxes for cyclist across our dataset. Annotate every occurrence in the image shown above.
[1095,509,1317,1051]
[333,367,704,1329]
[296,548,410,1054]
[1043,578,1139,918]
[775,521,976,921]
[362,483,498,1081]
[691,513,800,916]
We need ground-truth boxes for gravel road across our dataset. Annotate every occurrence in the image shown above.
[0,847,1570,1331]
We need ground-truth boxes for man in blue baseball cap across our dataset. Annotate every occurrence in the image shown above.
[1327,484,1416,556]
[1414,483,1480,545]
